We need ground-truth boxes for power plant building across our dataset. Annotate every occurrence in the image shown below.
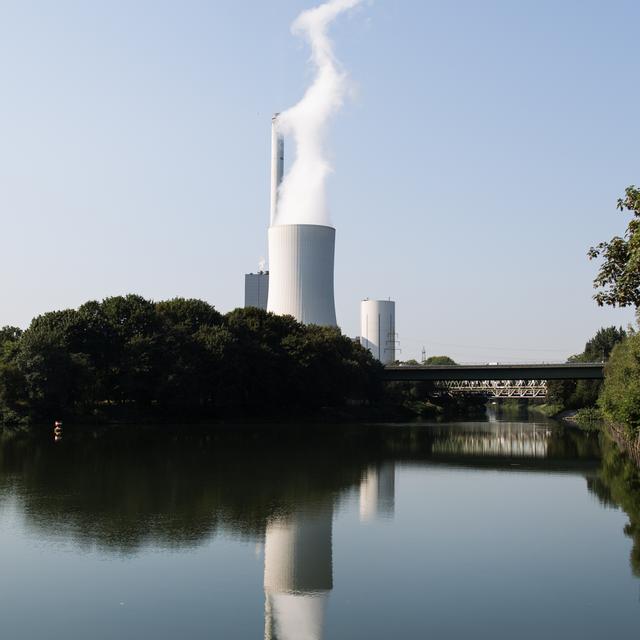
[360,299,396,364]
[266,115,338,327]
[245,271,269,310]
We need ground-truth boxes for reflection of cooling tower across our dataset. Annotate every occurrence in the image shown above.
[264,506,333,640]
[359,462,395,521]
[267,224,337,327]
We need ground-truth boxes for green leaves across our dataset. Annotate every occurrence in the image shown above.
[0,297,382,423]
[590,186,640,308]
[600,332,640,434]
[424,355,457,365]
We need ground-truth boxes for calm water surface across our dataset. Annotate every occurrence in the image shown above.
[1,418,639,639]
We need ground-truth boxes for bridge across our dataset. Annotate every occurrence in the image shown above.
[382,363,604,399]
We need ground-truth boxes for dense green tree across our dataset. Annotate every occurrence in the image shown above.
[424,355,457,365]
[589,186,640,308]
[14,309,94,419]
[153,299,223,412]
[584,326,628,361]
[547,326,627,410]
[156,298,222,333]
[0,327,25,424]
[0,297,382,424]
[599,332,640,434]
[0,327,22,345]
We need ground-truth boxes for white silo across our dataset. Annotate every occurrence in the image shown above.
[360,299,396,364]
[266,115,337,327]
[263,505,333,640]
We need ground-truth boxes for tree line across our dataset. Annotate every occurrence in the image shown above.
[573,185,640,436]
[0,296,382,425]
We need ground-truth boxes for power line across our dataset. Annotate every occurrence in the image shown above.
[400,337,573,353]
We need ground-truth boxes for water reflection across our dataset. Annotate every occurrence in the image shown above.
[359,463,395,521]
[430,423,552,458]
[0,422,604,553]
[264,504,333,640]
[3,421,640,636]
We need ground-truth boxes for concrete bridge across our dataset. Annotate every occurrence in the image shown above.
[382,363,603,398]
[382,363,603,382]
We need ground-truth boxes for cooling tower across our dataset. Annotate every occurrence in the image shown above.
[267,224,337,327]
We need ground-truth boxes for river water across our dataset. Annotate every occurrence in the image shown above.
[1,417,639,639]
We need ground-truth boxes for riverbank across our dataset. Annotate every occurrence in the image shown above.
[606,422,640,466]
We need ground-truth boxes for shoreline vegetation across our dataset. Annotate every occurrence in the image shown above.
[542,325,640,464]
[0,295,487,428]
[0,296,382,426]
[1,298,638,443]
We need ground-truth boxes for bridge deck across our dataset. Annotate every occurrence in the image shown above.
[382,363,603,382]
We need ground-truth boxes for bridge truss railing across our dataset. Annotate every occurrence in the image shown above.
[439,379,548,399]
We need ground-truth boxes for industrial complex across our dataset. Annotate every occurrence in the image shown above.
[244,115,396,363]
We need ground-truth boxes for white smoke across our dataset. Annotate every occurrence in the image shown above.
[273,0,362,227]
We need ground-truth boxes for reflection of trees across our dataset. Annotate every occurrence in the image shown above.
[588,435,640,576]
[0,422,607,556]
[0,427,363,553]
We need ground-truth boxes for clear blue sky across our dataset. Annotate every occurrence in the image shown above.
[1,0,638,362]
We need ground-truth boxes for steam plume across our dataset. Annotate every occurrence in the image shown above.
[273,0,362,227]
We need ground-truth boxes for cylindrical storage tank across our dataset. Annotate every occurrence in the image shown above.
[267,224,337,327]
[360,299,396,364]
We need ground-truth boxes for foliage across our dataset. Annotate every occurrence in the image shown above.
[0,327,25,424]
[388,355,487,418]
[424,355,457,365]
[583,326,629,361]
[574,407,604,431]
[547,326,627,410]
[589,186,640,308]
[0,297,382,424]
[592,435,640,575]
[599,331,640,435]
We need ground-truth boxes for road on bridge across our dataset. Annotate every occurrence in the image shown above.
[382,363,604,382]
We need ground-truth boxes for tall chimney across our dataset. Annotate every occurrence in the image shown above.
[270,113,284,226]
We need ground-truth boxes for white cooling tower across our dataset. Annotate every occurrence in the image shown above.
[267,224,337,327]
[360,299,396,364]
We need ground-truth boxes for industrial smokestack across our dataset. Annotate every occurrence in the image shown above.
[270,114,284,226]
